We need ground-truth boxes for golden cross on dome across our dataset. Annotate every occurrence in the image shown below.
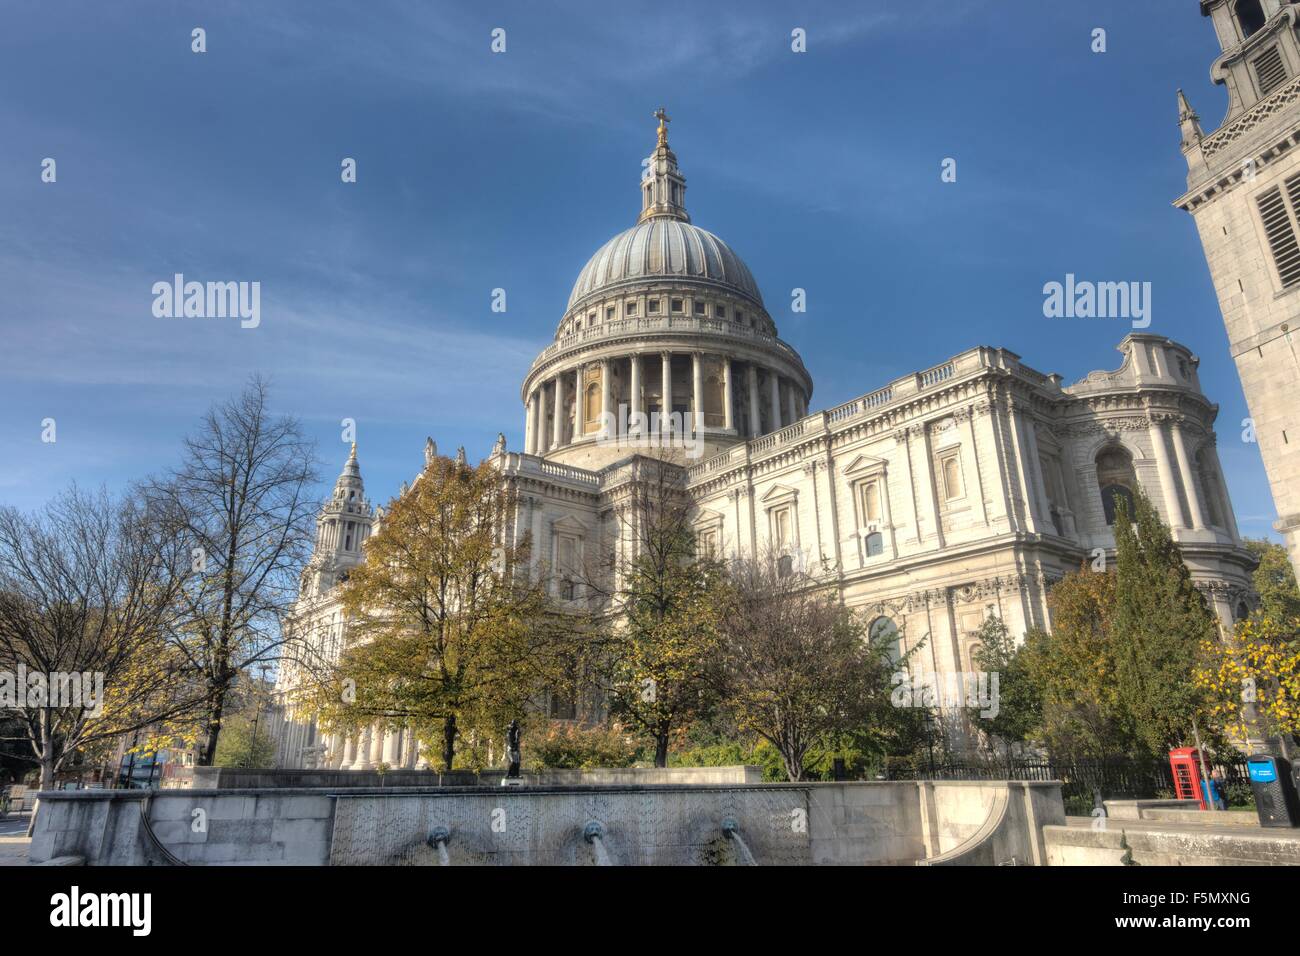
[654,107,670,146]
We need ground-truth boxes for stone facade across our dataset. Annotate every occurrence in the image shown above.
[274,116,1256,770]
[1176,0,1300,577]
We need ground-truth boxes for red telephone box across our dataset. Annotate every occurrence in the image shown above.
[1170,747,1207,810]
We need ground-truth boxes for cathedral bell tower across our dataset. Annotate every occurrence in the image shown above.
[302,443,374,596]
[1176,0,1300,577]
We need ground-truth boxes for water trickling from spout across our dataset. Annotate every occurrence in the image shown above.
[428,826,451,866]
[721,817,757,866]
[583,820,612,866]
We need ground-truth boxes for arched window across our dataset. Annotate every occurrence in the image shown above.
[1095,446,1138,526]
[1236,0,1267,38]
[861,481,881,524]
[864,531,884,557]
[869,617,901,665]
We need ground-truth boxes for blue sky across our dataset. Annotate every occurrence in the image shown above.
[0,1,1280,539]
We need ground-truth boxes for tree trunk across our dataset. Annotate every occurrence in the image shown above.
[441,714,457,771]
[654,729,669,768]
[38,709,55,791]
[200,693,225,766]
[781,741,804,782]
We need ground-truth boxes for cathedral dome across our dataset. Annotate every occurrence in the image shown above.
[522,111,813,471]
[567,219,763,313]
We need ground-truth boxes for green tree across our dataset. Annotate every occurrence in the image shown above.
[213,714,278,768]
[1243,537,1300,625]
[1111,486,1219,755]
[970,615,1041,765]
[589,458,729,767]
[296,452,567,771]
[1022,568,1136,760]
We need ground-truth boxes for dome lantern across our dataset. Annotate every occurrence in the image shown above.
[639,107,689,224]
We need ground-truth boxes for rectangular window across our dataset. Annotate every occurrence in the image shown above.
[1254,45,1288,97]
[694,300,706,316]
[647,298,660,314]
[773,507,793,550]
[1257,175,1300,288]
[697,528,719,557]
[715,305,726,319]
[671,298,684,313]
[557,535,579,600]
[606,306,616,321]
[626,300,638,316]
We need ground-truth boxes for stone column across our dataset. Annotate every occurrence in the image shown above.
[692,352,704,437]
[341,734,356,769]
[895,428,922,546]
[913,424,943,549]
[1148,416,1187,528]
[962,410,989,527]
[404,725,419,769]
[530,496,544,581]
[1021,415,1053,528]
[786,383,798,425]
[630,354,642,436]
[600,358,612,439]
[661,351,673,436]
[383,727,402,768]
[1005,402,1041,534]
[1209,445,1241,540]
[1170,420,1206,530]
[747,364,761,437]
[368,726,385,768]
[351,725,372,770]
[524,392,535,456]
[552,372,565,448]
[769,371,783,432]
[536,382,549,455]
[722,358,734,431]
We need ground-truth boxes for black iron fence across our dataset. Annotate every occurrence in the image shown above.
[886,757,1252,810]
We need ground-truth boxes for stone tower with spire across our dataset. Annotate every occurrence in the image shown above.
[301,443,374,597]
[1176,0,1300,577]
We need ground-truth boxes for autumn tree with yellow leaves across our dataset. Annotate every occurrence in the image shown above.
[296,452,570,771]
[1197,539,1300,758]
[1197,616,1300,759]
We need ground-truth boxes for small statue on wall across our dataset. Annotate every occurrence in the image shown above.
[504,719,522,780]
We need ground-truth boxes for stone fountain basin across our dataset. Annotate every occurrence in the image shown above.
[28,781,1065,866]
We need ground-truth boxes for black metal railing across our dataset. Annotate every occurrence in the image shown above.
[886,757,1252,808]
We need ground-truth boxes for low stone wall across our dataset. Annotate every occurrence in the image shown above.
[29,780,1064,866]
[1102,799,1201,821]
[30,790,335,866]
[1044,823,1300,866]
[1102,798,1261,828]
[178,765,762,790]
